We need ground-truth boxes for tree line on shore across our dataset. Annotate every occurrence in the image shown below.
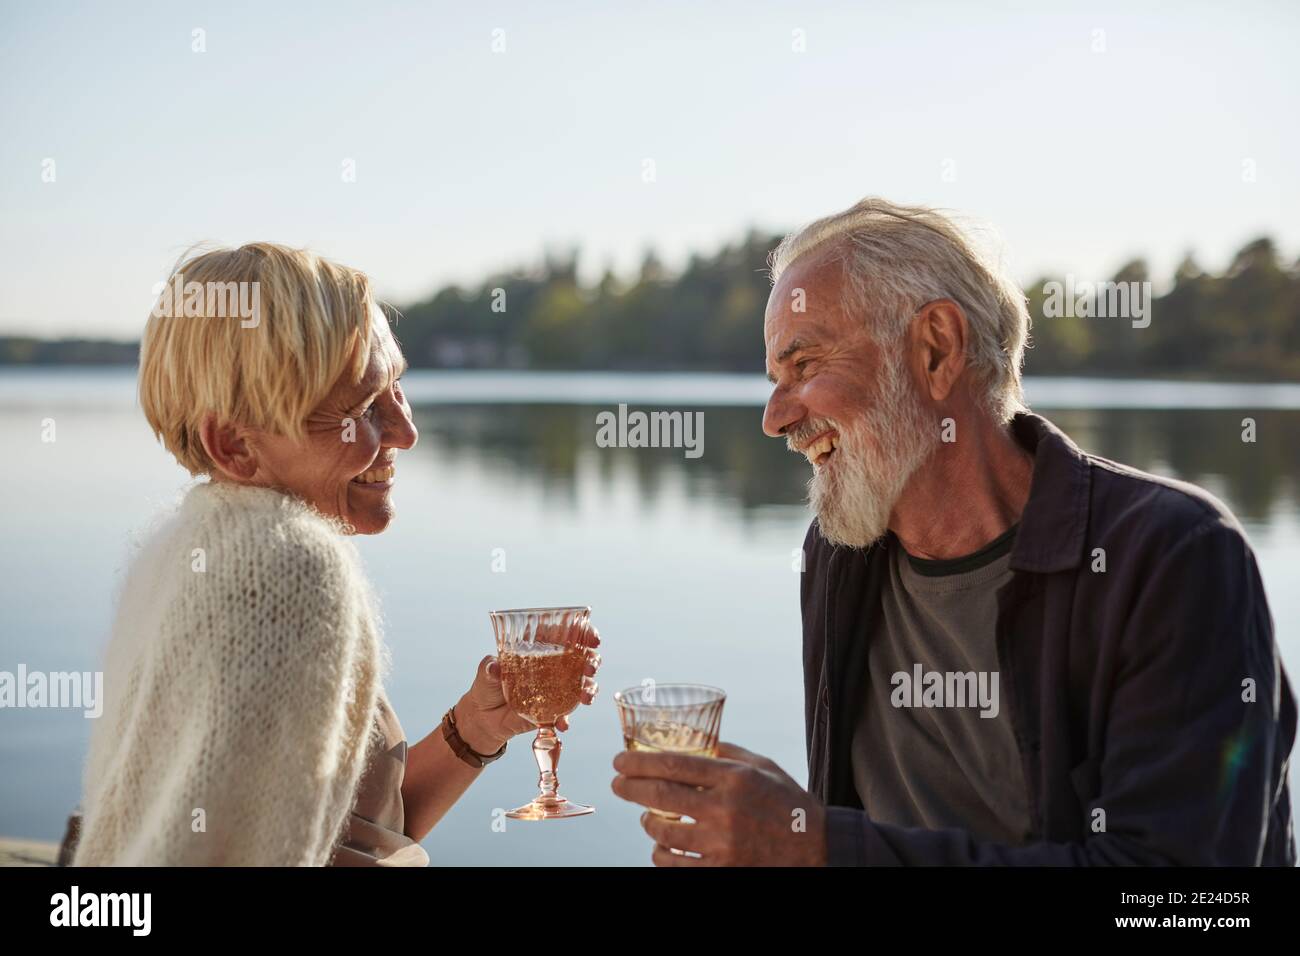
[4,232,1297,380]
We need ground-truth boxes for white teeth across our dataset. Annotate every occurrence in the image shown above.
[355,466,394,484]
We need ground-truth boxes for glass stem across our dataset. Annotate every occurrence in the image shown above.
[533,724,562,804]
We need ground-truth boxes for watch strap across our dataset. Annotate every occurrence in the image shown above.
[442,707,507,768]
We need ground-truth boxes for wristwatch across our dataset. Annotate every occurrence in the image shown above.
[442,706,508,768]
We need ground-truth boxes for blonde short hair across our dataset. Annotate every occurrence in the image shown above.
[139,242,374,475]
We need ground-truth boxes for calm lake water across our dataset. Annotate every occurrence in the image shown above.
[2,367,1298,866]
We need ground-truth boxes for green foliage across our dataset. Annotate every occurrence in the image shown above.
[1025,238,1300,380]
[394,232,1299,380]
[5,234,1298,379]
[0,337,137,364]
[391,231,777,372]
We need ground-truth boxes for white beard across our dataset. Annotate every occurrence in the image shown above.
[800,352,939,549]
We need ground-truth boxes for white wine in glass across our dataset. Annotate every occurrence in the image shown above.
[614,683,725,821]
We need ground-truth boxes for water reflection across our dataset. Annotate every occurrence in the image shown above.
[411,404,808,518]
[2,374,1298,861]
[412,404,1300,525]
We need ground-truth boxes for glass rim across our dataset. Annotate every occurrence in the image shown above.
[489,605,591,617]
[613,682,726,705]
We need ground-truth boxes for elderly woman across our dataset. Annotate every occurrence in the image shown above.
[70,243,599,866]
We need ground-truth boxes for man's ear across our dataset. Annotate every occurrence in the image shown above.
[198,413,259,482]
[913,299,968,403]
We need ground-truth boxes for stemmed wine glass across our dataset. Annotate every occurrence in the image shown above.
[490,605,596,820]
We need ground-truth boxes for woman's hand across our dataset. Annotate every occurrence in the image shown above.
[454,624,601,755]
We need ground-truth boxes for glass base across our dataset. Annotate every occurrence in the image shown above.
[506,796,594,820]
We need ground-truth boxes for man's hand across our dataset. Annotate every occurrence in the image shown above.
[611,741,827,866]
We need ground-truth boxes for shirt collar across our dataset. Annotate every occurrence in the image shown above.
[1007,411,1092,574]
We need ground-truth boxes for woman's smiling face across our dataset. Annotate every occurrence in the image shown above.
[247,306,418,534]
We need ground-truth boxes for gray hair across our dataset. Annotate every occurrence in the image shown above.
[768,197,1029,424]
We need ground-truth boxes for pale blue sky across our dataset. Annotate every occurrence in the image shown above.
[1,0,1296,337]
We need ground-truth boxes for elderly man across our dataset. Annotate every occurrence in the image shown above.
[611,197,1297,866]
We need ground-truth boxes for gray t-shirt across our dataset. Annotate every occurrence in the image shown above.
[850,527,1034,844]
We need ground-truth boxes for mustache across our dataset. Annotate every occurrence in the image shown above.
[785,417,842,453]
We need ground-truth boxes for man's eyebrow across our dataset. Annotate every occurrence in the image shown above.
[766,338,809,384]
[776,338,809,363]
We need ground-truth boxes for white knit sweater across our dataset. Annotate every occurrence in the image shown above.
[74,481,386,866]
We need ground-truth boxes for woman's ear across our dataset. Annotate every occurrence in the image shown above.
[198,413,260,482]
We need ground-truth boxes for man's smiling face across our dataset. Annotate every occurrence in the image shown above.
[762,245,939,547]
[762,247,879,463]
